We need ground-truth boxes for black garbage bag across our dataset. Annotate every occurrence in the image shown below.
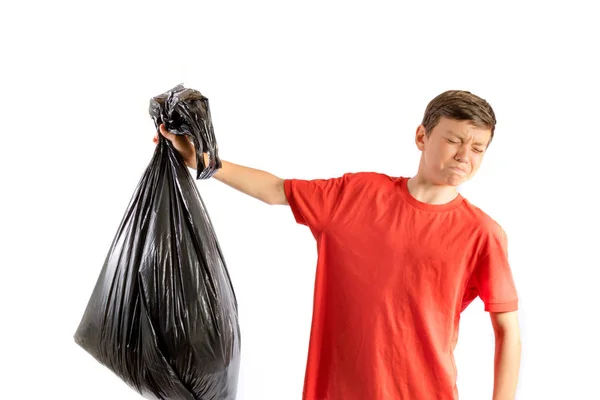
[74,85,241,400]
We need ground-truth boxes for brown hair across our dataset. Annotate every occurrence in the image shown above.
[421,90,497,143]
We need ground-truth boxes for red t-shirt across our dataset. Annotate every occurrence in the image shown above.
[283,172,519,400]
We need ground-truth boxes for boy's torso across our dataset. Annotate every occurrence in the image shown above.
[302,173,489,400]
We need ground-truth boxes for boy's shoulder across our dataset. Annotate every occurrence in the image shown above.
[336,171,394,179]
[339,171,402,184]
[460,197,507,241]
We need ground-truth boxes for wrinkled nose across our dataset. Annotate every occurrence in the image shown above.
[454,144,469,162]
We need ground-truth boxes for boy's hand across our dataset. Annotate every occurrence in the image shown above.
[153,124,205,170]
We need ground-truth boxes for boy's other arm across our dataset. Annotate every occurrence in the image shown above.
[490,310,521,400]
[155,124,288,206]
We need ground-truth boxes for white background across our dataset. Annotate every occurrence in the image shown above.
[1,1,599,399]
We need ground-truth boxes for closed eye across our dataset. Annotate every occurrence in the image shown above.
[473,148,484,153]
[446,138,460,144]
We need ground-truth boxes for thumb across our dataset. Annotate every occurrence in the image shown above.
[159,124,174,140]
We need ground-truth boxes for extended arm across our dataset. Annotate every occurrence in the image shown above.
[213,160,288,206]
[156,124,288,206]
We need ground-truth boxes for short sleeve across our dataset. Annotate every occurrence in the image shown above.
[283,174,351,235]
[470,224,519,312]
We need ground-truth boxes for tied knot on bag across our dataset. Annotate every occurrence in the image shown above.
[149,84,222,180]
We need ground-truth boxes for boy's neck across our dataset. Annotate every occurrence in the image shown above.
[406,174,460,205]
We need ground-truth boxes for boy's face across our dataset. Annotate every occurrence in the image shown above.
[416,117,492,186]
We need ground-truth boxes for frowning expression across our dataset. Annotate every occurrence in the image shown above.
[416,117,492,186]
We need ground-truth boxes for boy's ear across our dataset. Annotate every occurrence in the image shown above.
[415,125,427,151]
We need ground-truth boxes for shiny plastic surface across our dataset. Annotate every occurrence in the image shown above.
[74,85,241,400]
